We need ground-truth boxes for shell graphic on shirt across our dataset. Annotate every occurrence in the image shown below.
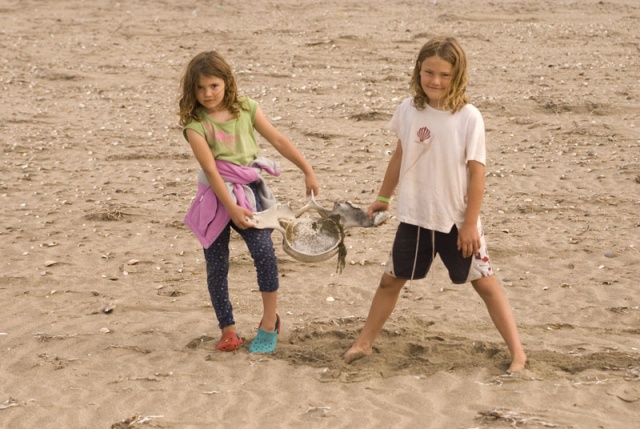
[417,126,431,143]
[402,126,433,175]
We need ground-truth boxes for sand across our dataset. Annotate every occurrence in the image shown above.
[1,0,639,427]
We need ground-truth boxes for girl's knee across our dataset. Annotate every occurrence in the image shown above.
[472,276,502,297]
[379,274,406,291]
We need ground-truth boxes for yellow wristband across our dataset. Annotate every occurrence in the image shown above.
[376,195,391,203]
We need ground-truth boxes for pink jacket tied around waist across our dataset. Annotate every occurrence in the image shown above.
[183,158,280,249]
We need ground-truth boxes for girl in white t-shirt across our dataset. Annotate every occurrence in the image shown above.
[344,36,527,373]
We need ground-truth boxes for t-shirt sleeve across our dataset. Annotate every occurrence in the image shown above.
[465,107,486,165]
[241,97,259,124]
[388,107,400,137]
[388,99,408,137]
[183,121,206,142]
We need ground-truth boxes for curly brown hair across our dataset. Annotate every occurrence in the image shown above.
[410,36,469,113]
[178,51,244,127]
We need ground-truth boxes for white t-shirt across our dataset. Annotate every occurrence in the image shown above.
[389,98,486,233]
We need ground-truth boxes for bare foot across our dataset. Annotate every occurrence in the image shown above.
[343,345,371,364]
[506,352,527,374]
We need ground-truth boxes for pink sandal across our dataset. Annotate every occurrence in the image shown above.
[216,331,243,352]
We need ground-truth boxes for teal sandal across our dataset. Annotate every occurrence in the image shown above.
[249,314,280,354]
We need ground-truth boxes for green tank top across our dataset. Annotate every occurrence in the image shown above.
[183,97,259,166]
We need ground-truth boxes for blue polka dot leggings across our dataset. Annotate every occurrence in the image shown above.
[203,182,279,330]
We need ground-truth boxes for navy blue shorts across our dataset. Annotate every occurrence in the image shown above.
[385,222,493,284]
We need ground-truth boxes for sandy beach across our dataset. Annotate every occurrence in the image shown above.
[1,0,639,427]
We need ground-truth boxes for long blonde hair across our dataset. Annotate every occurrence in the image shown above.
[178,51,244,127]
[410,36,468,113]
